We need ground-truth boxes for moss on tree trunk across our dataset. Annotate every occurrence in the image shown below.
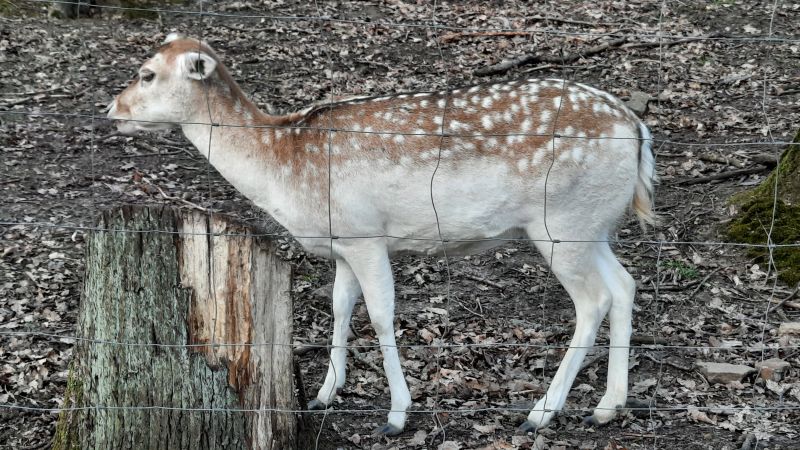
[727,129,800,285]
[52,206,302,449]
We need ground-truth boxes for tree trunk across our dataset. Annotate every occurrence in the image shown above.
[728,129,800,285]
[53,206,301,450]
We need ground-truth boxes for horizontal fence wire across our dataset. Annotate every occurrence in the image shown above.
[0,111,795,147]
[20,0,800,44]
[0,330,797,351]
[1,221,796,248]
[2,403,799,415]
[1,0,797,440]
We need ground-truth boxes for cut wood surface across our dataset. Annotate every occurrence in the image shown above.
[53,206,299,450]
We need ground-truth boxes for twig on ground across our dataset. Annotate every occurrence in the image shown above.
[153,185,209,212]
[688,267,724,300]
[642,352,693,371]
[459,272,504,289]
[768,286,800,314]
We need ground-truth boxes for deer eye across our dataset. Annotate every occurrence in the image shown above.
[140,71,155,83]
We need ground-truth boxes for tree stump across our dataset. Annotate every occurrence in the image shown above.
[53,206,299,450]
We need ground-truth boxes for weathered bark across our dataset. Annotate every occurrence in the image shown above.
[728,129,800,285]
[53,206,299,450]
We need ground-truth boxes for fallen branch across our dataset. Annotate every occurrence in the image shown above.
[475,37,626,76]
[475,33,722,77]
[440,31,533,43]
[675,166,767,185]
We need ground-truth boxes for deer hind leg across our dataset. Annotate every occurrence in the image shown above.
[522,239,613,431]
[309,259,362,410]
[585,243,636,426]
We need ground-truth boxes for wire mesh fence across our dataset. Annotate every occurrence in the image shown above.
[1,0,799,448]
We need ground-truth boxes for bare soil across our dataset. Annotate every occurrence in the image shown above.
[1,1,799,449]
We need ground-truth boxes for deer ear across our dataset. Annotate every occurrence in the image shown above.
[163,32,184,44]
[178,51,217,80]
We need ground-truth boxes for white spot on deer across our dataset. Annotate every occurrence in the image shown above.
[486,137,498,148]
[492,92,502,101]
[449,120,471,132]
[572,147,584,162]
[383,112,395,121]
[471,95,481,105]
[414,128,426,136]
[481,97,493,108]
[521,118,532,133]
[503,110,513,123]
[540,109,552,124]
[511,103,520,113]
[553,96,562,109]
[260,132,273,146]
[433,115,443,126]
[364,126,374,133]
[509,90,518,99]
[453,98,467,108]
[437,98,447,108]
[506,134,523,145]
[481,115,493,130]
[461,141,476,151]
[275,129,284,139]
[468,86,480,94]
[305,143,319,153]
[393,135,405,144]
[420,100,429,108]
[517,158,529,171]
[532,148,545,166]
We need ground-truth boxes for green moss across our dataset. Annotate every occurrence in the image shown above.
[727,130,800,286]
[52,365,84,450]
[663,259,700,280]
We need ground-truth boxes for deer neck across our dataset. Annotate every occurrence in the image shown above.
[179,81,294,215]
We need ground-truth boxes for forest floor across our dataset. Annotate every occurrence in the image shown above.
[1,1,800,449]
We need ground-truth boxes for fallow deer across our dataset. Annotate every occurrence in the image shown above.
[107,33,656,436]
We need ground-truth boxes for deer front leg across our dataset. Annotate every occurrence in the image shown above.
[308,259,361,410]
[343,244,411,436]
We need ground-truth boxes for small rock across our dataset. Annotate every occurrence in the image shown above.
[697,362,756,384]
[625,91,651,117]
[778,322,800,336]
[754,358,791,382]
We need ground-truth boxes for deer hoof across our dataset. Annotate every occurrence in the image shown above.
[306,399,328,411]
[518,420,540,434]
[374,423,403,436]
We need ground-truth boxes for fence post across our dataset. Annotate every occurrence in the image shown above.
[52,205,300,450]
